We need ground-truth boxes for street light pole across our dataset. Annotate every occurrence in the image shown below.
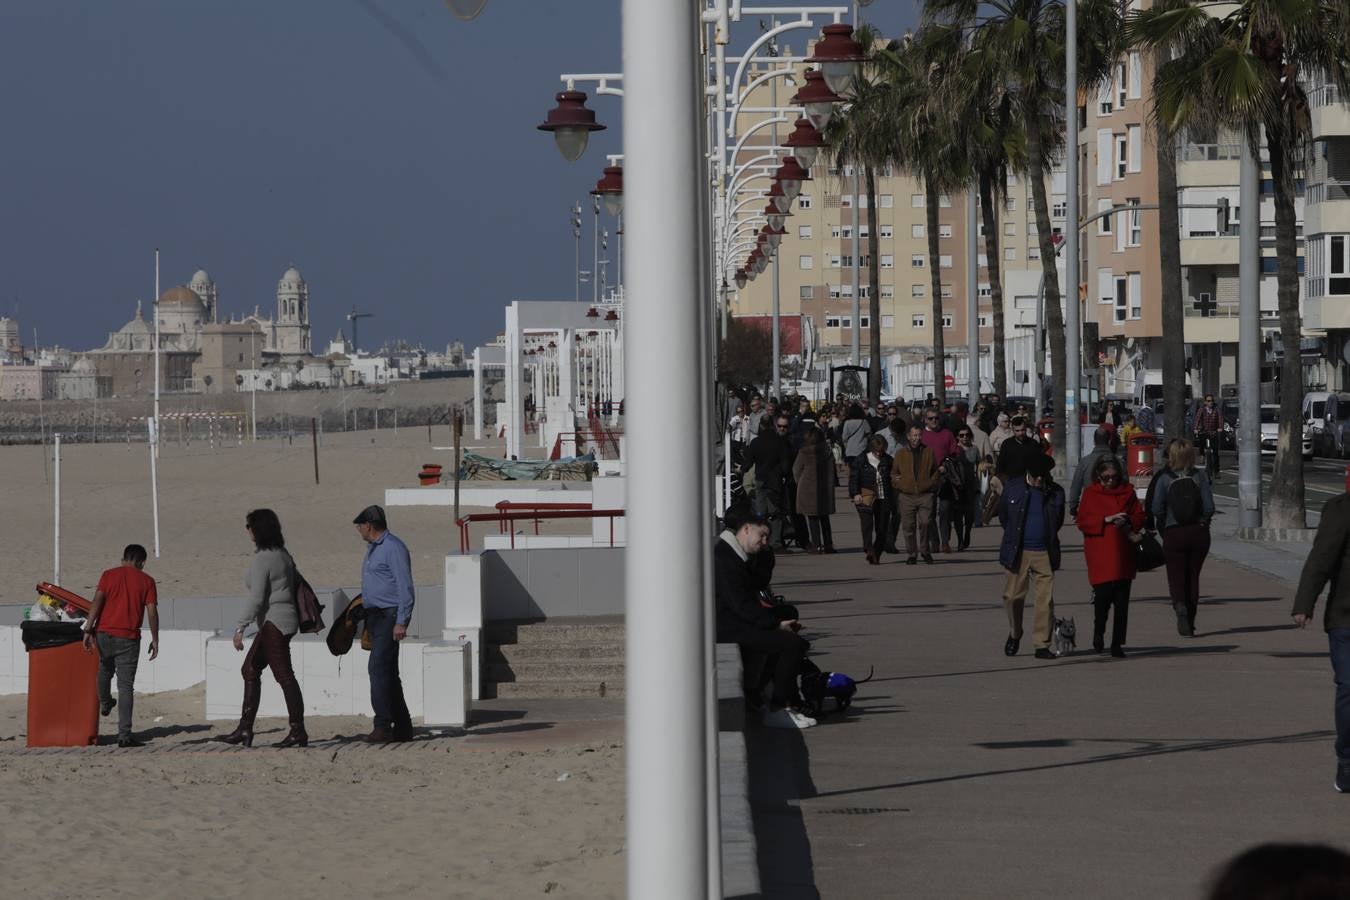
[621,1,708,896]
[1064,0,1082,480]
[1238,136,1262,528]
[966,187,979,404]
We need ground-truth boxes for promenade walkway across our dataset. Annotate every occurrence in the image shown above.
[750,492,1339,899]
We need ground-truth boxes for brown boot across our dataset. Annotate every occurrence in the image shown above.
[273,721,308,749]
[216,679,260,747]
[366,725,394,744]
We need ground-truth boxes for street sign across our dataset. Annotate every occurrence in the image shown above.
[943,373,955,389]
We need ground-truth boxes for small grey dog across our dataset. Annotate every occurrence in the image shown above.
[1049,616,1076,657]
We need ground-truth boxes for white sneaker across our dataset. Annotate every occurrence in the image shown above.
[762,706,816,729]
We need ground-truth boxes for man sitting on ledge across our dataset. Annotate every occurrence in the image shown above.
[715,505,816,730]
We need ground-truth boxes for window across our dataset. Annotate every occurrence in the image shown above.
[911,194,925,208]
[1098,268,1115,305]
[939,224,953,239]
[1052,197,1067,218]
[912,283,925,297]
[799,285,813,299]
[911,254,925,268]
[840,195,853,208]
[1127,52,1142,99]
[912,224,925,239]
[1098,198,1113,235]
[829,254,841,268]
[799,255,814,270]
[1028,222,1039,236]
[942,313,954,328]
[1127,198,1142,246]
[859,226,870,240]
[1028,246,1041,260]
[798,225,813,240]
[841,255,854,268]
[939,254,953,268]
[858,195,869,209]
[798,194,812,209]
[1004,222,1017,236]
[841,226,854,239]
[825,315,841,327]
[879,195,894,208]
[859,286,870,300]
[1005,247,1017,261]
[1332,235,1350,294]
[939,194,953,208]
[1127,125,1142,174]
[941,284,954,299]
[881,254,894,269]
[1114,275,1127,322]
[1098,81,1113,116]
[881,314,895,328]
[880,225,893,239]
[1097,129,1113,185]
[880,286,895,300]
[978,283,992,298]
[1129,272,1142,319]
[978,314,990,327]
[978,254,988,266]
[1116,61,1128,108]
[840,316,852,327]
[858,315,870,327]
[912,314,926,328]
[1005,198,1017,212]
[830,224,842,239]
[1115,134,1128,179]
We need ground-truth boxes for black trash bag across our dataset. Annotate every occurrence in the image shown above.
[20,621,86,652]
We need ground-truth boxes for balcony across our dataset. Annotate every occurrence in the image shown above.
[1182,302,1239,343]
[1311,85,1350,141]
[1303,292,1350,330]
[1180,236,1239,266]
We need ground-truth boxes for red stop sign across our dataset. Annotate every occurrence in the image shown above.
[943,374,955,389]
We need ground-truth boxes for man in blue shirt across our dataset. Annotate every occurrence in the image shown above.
[997,453,1065,659]
[354,504,415,743]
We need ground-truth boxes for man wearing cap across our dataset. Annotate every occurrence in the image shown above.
[353,505,415,742]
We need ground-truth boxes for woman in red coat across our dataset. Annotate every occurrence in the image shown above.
[1076,456,1146,657]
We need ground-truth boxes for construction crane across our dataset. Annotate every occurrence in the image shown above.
[346,305,374,353]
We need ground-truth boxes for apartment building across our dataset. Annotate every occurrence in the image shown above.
[1304,81,1350,390]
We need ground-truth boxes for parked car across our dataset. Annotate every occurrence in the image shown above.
[1238,404,1313,459]
[1315,392,1350,458]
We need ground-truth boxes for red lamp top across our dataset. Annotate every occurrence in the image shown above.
[790,69,843,107]
[537,90,606,134]
[785,117,828,152]
[774,156,812,184]
[807,24,865,66]
[589,164,624,197]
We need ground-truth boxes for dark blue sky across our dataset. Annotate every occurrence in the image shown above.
[1,1,917,355]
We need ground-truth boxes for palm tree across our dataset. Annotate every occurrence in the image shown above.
[887,27,972,408]
[926,0,1122,460]
[1129,0,1350,528]
[825,24,894,406]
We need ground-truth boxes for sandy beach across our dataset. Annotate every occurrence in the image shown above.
[0,422,625,899]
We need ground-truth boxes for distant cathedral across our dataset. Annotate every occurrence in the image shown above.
[97,265,312,357]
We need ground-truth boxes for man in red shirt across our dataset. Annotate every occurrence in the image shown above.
[81,544,159,747]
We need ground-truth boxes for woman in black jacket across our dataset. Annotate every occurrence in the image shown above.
[850,434,894,565]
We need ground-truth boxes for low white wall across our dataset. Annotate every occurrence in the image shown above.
[0,626,213,698]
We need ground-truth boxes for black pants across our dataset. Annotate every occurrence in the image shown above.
[951,493,977,549]
[806,515,834,550]
[366,607,412,732]
[1092,579,1132,649]
[1163,523,1211,626]
[738,627,809,709]
[856,498,889,556]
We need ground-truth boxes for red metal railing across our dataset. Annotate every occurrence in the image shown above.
[457,508,626,552]
[493,500,593,534]
[550,428,625,460]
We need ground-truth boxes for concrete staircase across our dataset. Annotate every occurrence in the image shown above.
[483,616,625,699]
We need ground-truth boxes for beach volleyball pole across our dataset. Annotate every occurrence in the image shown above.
[153,249,161,460]
[53,432,60,584]
[149,417,160,558]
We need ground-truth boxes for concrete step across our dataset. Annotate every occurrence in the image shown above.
[484,617,625,646]
[486,680,624,700]
[487,642,622,663]
[486,660,625,684]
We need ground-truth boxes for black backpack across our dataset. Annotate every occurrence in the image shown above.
[1166,473,1203,526]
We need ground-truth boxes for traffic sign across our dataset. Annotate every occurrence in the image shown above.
[943,374,955,389]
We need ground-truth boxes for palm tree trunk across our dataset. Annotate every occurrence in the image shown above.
[1026,112,1066,462]
[927,179,946,406]
[1156,123,1187,443]
[979,169,1007,397]
[867,165,882,406]
[1266,132,1307,529]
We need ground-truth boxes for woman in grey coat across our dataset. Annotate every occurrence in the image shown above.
[216,508,307,748]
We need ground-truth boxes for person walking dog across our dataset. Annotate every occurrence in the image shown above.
[998,453,1065,659]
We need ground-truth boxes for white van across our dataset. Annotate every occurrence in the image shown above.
[1304,391,1331,454]
[1315,392,1350,457]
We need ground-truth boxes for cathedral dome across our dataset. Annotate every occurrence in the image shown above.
[71,357,96,374]
[190,269,212,287]
[159,285,206,310]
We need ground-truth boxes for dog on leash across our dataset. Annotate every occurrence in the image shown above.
[799,659,875,718]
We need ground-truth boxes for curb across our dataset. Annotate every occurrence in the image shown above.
[1235,526,1318,543]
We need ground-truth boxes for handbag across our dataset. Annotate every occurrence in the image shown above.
[857,487,877,507]
[1135,531,1165,572]
[287,551,326,635]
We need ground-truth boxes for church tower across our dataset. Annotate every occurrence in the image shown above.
[189,269,217,323]
[275,265,311,355]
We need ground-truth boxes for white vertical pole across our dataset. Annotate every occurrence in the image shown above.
[472,348,484,440]
[967,189,979,403]
[623,0,709,896]
[53,432,60,584]
[1238,136,1262,528]
[153,248,161,459]
[1064,0,1082,476]
[148,418,160,558]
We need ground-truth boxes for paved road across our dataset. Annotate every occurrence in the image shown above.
[748,495,1339,900]
[1208,453,1347,517]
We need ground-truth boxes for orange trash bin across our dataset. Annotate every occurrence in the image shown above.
[22,583,101,748]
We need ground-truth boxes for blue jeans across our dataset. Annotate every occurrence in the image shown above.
[366,607,411,731]
[1330,629,1350,762]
